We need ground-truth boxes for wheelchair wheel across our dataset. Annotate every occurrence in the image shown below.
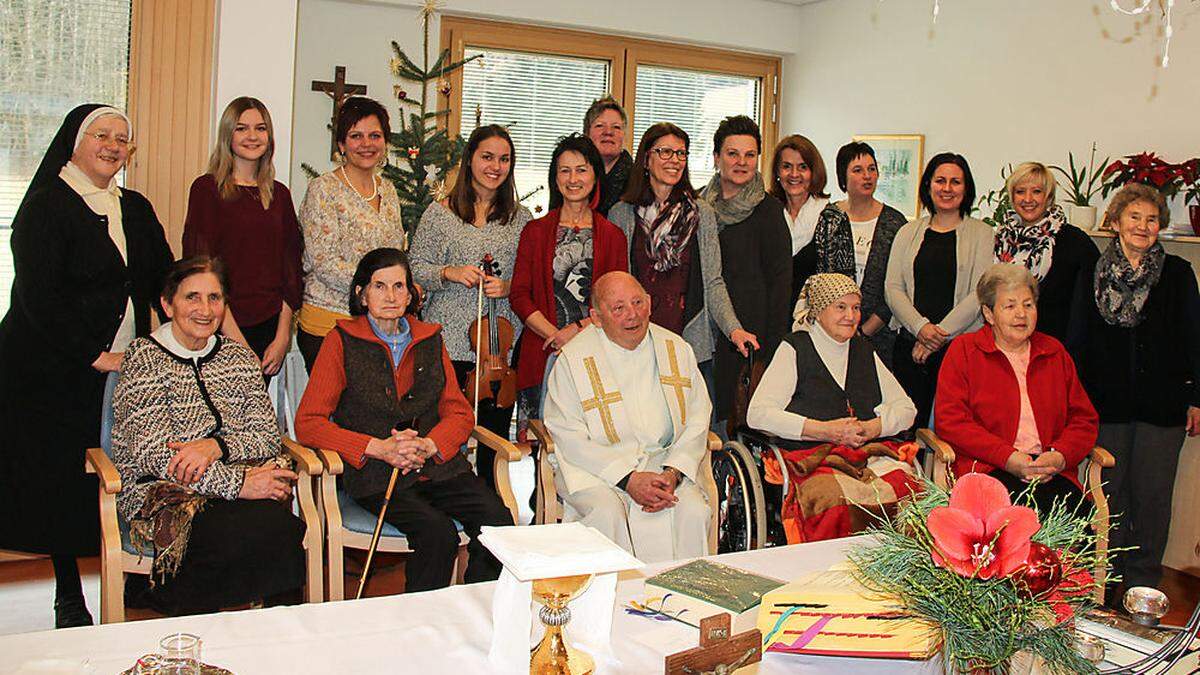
[712,440,767,553]
[736,432,791,547]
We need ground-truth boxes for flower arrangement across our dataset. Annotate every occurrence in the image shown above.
[848,474,1105,674]
[1101,152,1200,201]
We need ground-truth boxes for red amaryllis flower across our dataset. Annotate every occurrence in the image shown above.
[926,473,1041,579]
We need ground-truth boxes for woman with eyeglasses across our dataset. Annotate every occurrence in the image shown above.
[608,123,741,385]
[0,104,173,627]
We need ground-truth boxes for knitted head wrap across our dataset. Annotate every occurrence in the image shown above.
[794,273,861,325]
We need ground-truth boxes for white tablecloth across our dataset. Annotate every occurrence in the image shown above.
[0,536,941,674]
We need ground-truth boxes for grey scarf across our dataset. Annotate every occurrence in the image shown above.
[1094,238,1166,328]
[700,171,766,229]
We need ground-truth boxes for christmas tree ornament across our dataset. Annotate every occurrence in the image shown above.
[1011,542,1063,598]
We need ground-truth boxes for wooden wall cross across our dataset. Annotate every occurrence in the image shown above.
[311,65,367,160]
[664,614,763,675]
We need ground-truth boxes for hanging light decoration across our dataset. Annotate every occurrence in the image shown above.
[1109,0,1175,67]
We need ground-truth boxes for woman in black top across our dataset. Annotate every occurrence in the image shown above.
[0,105,173,627]
[1075,183,1200,600]
[994,161,1099,346]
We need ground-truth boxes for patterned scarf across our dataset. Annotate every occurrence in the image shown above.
[636,194,701,272]
[1094,237,1166,328]
[700,171,767,229]
[994,203,1067,280]
[794,273,861,325]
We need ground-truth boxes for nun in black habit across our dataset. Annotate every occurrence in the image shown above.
[0,104,173,628]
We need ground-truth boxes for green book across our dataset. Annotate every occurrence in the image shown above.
[644,559,785,627]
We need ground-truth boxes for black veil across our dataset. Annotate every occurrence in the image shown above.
[13,103,109,218]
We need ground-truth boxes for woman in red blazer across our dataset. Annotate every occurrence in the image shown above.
[510,134,628,431]
[934,263,1098,513]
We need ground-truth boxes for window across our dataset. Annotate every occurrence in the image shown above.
[0,0,132,319]
[441,17,780,198]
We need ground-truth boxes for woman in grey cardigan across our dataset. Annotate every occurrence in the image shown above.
[885,152,994,430]
[608,123,744,374]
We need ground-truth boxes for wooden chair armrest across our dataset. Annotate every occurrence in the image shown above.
[85,447,122,495]
[1090,446,1114,469]
[281,437,323,476]
[470,426,522,462]
[528,419,555,455]
[315,448,345,476]
[915,428,955,465]
[706,431,722,453]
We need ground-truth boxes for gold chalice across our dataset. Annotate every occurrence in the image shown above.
[530,573,595,674]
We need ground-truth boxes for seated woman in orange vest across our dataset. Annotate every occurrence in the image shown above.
[295,248,512,592]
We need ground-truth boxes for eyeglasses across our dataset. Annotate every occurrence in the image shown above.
[84,131,131,147]
[650,147,689,160]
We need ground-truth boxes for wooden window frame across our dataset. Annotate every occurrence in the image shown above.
[439,16,780,159]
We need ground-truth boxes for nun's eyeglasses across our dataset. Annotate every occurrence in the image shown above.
[84,131,131,148]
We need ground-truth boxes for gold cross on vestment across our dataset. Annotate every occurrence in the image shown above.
[659,340,692,426]
[581,357,622,444]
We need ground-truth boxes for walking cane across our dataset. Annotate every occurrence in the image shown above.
[355,465,400,599]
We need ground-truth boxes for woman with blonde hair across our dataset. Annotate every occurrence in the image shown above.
[993,161,1098,343]
[183,96,302,377]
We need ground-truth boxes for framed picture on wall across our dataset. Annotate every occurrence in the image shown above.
[852,134,925,218]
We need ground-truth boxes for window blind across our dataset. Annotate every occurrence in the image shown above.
[632,65,761,190]
[0,0,132,318]
[459,47,609,215]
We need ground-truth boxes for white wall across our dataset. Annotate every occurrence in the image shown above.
[783,0,1200,225]
[289,0,805,195]
[213,0,300,186]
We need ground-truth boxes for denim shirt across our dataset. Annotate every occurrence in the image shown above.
[367,315,412,368]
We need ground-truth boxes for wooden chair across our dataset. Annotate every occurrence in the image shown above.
[915,428,1115,603]
[84,373,325,624]
[312,426,524,601]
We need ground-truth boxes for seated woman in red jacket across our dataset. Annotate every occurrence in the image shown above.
[510,134,628,431]
[295,248,512,592]
[934,263,1098,512]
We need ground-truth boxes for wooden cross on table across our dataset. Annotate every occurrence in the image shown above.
[665,614,762,675]
[311,65,367,160]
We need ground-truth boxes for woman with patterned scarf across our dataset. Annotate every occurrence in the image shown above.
[112,256,305,616]
[609,123,743,399]
[1076,183,1200,605]
[993,161,1099,344]
[747,273,918,543]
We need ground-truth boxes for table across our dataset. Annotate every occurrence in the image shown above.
[0,536,941,674]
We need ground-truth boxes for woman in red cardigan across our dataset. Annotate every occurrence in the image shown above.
[934,263,1098,513]
[295,248,512,592]
[510,134,628,431]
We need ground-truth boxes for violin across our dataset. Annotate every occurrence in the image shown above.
[465,254,518,409]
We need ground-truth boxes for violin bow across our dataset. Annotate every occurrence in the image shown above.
[356,464,400,599]
[468,257,486,452]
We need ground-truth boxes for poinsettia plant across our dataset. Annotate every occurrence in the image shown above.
[1101,152,1200,201]
[849,473,1107,674]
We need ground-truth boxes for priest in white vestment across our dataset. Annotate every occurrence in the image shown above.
[544,272,712,563]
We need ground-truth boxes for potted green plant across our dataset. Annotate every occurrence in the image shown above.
[1051,143,1109,231]
[974,164,1013,229]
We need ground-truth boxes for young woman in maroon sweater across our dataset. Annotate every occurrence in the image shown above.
[183,97,302,377]
[509,134,628,431]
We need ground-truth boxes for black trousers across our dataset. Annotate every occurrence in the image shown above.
[297,328,325,373]
[356,471,512,592]
[892,332,949,432]
[451,360,514,490]
[1098,421,1186,590]
[991,470,1085,516]
[240,313,281,385]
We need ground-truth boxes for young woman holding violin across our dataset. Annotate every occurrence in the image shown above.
[409,125,531,488]
[510,134,628,434]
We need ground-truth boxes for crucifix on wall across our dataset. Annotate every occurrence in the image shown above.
[312,66,367,160]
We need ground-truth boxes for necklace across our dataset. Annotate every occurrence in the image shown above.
[340,165,379,202]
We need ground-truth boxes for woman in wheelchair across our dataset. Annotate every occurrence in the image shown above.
[295,248,512,592]
[747,273,918,544]
[111,256,305,615]
[933,263,1098,513]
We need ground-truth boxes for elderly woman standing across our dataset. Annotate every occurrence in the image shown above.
[935,263,1099,514]
[1076,184,1200,597]
[809,141,908,364]
[885,152,994,429]
[768,134,830,306]
[298,97,405,371]
[748,273,917,543]
[113,257,305,616]
[584,96,632,217]
[0,104,172,627]
[994,161,1099,344]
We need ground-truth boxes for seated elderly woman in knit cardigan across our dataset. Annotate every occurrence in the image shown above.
[747,273,918,544]
[934,263,1098,514]
[295,247,512,593]
[111,256,305,616]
